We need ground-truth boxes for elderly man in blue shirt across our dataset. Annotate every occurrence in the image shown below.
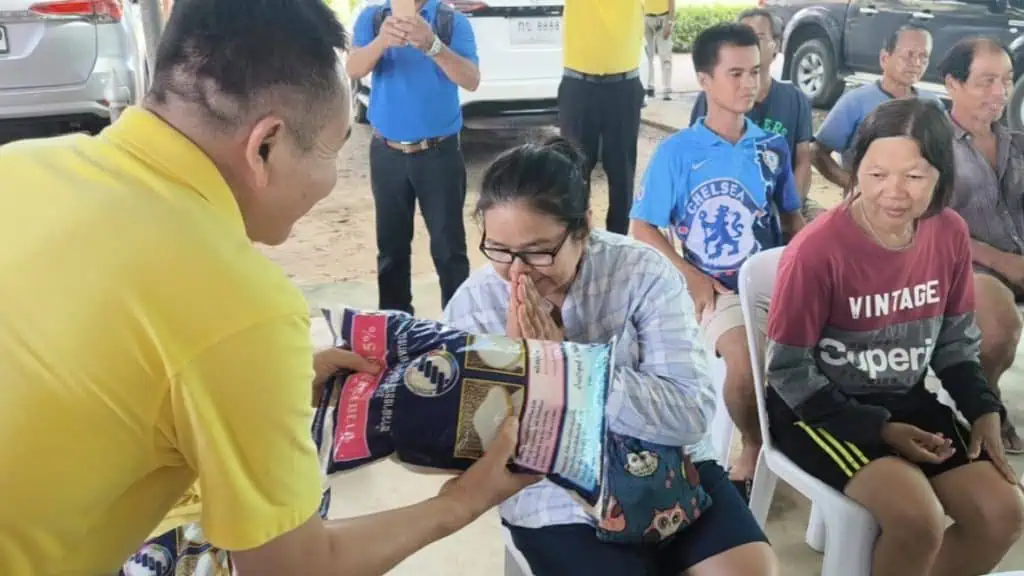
[346,0,480,314]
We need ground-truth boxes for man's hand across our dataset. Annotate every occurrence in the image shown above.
[393,15,435,52]
[516,275,564,341]
[970,412,1018,483]
[312,348,381,406]
[881,422,956,464]
[662,19,672,40]
[686,272,729,324]
[375,16,407,49]
[438,417,542,521]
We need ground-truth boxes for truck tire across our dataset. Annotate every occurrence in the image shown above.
[790,37,845,109]
[1008,74,1024,131]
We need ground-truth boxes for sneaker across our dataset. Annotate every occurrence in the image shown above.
[661,93,671,101]
[645,87,655,98]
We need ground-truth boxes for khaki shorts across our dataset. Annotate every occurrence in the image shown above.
[699,293,770,355]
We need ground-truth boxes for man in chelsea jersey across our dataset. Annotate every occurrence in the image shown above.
[631,23,804,499]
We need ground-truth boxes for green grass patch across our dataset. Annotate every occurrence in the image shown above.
[673,4,749,53]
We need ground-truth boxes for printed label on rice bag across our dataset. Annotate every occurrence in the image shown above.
[333,314,388,462]
[513,340,605,493]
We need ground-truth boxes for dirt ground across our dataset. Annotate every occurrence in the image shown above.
[261,117,843,284]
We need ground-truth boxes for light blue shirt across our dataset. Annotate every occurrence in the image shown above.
[815,82,943,168]
[352,0,478,141]
[631,119,801,292]
[443,230,717,528]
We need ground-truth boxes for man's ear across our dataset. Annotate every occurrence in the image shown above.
[244,116,285,189]
[879,50,890,70]
[943,74,959,94]
[696,71,711,91]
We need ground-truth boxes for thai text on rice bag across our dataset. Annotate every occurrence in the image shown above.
[314,307,614,502]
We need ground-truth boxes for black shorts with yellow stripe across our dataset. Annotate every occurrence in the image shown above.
[767,385,991,492]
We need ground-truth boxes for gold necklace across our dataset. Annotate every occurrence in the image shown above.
[857,200,914,251]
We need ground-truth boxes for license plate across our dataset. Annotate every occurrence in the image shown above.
[508,17,560,46]
[0,26,8,55]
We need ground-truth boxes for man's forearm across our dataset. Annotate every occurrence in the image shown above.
[631,221,702,280]
[794,144,812,200]
[781,212,805,240]
[810,143,850,190]
[972,239,1017,278]
[324,495,473,576]
[345,40,386,80]
[433,46,480,91]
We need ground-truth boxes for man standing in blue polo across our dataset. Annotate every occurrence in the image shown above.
[346,0,480,313]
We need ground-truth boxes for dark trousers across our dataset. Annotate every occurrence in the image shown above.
[369,135,469,314]
[557,75,645,235]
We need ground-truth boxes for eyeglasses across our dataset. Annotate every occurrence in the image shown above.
[479,230,571,267]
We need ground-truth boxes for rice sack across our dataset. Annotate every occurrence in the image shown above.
[315,307,614,502]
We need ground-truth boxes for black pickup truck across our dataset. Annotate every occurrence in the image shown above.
[764,0,1024,127]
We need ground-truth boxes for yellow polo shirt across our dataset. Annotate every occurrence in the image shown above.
[563,0,645,75]
[645,0,670,16]
[0,108,323,574]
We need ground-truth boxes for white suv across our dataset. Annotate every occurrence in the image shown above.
[347,0,648,130]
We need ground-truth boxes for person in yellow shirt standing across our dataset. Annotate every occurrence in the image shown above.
[559,0,645,236]
[643,0,675,100]
[0,0,536,574]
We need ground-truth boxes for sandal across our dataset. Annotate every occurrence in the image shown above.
[1003,422,1024,455]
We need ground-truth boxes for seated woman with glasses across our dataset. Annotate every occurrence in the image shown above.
[442,137,778,575]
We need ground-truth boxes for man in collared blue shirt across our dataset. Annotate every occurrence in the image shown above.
[631,23,804,499]
[811,25,935,191]
[346,0,480,313]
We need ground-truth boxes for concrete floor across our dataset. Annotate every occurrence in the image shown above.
[303,278,1024,575]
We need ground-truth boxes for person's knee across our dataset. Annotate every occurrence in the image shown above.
[685,542,778,576]
[962,484,1024,549]
[975,275,1023,362]
[876,499,946,555]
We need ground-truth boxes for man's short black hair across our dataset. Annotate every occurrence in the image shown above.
[149,0,347,151]
[938,36,1012,83]
[736,8,783,41]
[882,24,930,54]
[692,23,760,76]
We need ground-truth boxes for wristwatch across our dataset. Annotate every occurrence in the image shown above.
[426,34,443,57]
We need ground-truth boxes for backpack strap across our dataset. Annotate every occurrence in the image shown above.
[434,3,455,46]
[371,5,391,39]
[371,3,455,46]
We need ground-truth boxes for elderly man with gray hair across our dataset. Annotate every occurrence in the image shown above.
[942,36,1024,455]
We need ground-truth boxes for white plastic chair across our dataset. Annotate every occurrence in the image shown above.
[738,247,879,576]
[503,526,533,576]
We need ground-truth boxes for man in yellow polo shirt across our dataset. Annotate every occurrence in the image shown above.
[559,0,645,236]
[0,0,535,574]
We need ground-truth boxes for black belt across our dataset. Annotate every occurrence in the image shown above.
[563,67,640,84]
[646,11,669,16]
[373,132,452,154]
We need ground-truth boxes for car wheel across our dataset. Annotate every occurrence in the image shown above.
[790,37,844,109]
[1008,75,1024,131]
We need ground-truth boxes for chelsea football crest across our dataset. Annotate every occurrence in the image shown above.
[676,177,767,275]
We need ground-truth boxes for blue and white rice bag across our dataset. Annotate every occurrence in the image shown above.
[313,307,614,503]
